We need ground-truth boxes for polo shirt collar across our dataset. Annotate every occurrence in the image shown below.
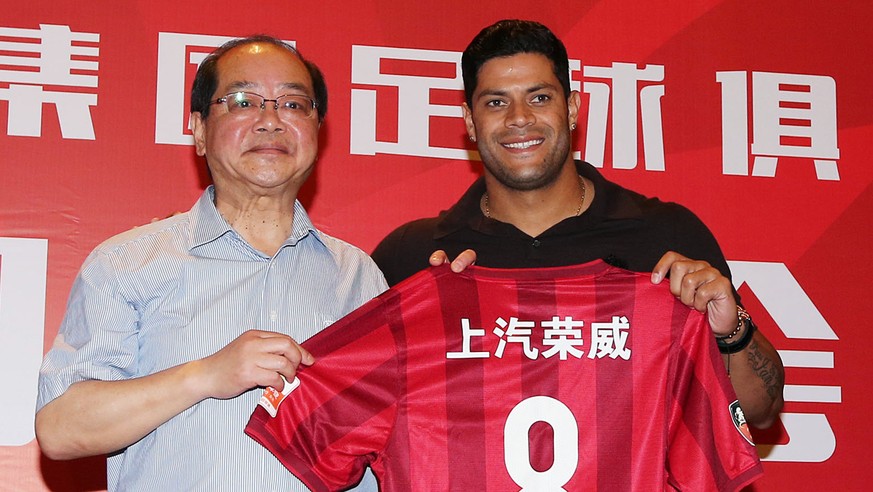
[434,160,644,240]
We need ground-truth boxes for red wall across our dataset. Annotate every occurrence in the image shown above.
[1,1,870,490]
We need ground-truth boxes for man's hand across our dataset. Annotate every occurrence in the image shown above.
[35,329,313,460]
[651,251,737,337]
[198,330,314,399]
[653,251,785,427]
[429,249,477,272]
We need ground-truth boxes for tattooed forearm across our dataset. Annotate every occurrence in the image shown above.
[745,338,784,401]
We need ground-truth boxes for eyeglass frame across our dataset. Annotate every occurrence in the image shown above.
[210,91,319,119]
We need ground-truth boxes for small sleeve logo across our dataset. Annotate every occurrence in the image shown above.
[730,400,755,446]
[258,376,300,418]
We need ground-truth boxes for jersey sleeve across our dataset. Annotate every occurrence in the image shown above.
[665,305,764,491]
[245,294,401,491]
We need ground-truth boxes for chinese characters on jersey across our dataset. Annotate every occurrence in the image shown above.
[447,315,632,361]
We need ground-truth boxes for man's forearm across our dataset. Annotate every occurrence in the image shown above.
[36,361,208,460]
[723,330,785,428]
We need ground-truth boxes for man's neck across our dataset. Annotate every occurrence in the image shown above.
[214,189,298,256]
[483,165,592,237]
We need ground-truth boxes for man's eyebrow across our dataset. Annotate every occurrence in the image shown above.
[525,83,559,94]
[475,83,558,99]
[222,81,257,93]
[475,88,509,99]
[221,81,311,94]
[279,82,310,93]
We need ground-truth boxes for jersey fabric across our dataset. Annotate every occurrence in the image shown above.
[246,261,763,491]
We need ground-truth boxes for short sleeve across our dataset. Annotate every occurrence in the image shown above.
[37,252,140,411]
[665,307,763,491]
[246,298,400,491]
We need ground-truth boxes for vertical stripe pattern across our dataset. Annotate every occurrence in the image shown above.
[247,261,763,491]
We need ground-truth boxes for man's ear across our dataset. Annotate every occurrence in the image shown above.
[567,90,581,131]
[190,112,207,157]
[462,102,477,143]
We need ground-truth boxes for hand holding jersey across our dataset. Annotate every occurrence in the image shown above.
[434,251,740,338]
[246,262,763,491]
[197,330,314,400]
[651,251,738,337]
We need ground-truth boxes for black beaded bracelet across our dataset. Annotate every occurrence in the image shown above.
[717,317,757,354]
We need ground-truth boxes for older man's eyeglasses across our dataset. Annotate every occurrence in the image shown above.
[211,91,317,119]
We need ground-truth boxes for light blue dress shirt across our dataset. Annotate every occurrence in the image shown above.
[37,186,388,491]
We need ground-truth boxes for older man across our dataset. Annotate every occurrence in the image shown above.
[36,36,386,490]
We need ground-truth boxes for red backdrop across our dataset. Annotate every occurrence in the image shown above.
[1,1,870,490]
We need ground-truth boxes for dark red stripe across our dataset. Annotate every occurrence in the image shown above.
[516,278,560,472]
[436,268,488,489]
[594,271,636,489]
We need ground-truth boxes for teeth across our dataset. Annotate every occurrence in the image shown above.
[504,139,543,149]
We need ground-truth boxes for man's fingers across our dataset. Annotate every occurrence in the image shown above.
[429,250,449,266]
[450,249,477,272]
[428,249,477,272]
[651,251,686,284]
[264,335,313,367]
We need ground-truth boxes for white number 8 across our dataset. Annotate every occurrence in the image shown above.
[504,396,578,491]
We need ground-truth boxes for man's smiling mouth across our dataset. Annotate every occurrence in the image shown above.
[503,138,544,150]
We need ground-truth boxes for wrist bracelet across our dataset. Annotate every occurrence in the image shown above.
[715,306,750,340]
[717,308,756,354]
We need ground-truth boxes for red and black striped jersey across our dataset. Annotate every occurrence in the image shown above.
[246,261,763,491]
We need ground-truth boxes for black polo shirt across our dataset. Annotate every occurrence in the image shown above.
[373,161,734,294]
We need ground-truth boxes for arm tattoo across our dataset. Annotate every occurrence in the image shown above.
[745,338,784,400]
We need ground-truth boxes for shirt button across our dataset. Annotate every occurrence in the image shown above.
[270,310,278,321]
[532,239,541,248]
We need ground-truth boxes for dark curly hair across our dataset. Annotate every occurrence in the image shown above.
[461,20,571,107]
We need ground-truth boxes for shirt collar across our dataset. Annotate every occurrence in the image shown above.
[189,185,324,255]
[434,160,645,240]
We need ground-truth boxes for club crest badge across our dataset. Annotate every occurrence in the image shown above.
[730,400,755,446]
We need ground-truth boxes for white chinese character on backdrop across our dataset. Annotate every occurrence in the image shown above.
[541,316,586,360]
[350,45,470,160]
[154,33,281,145]
[718,71,840,180]
[0,24,99,139]
[0,238,48,446]
[587,315,631,360]
[582,63,666,171]
[446,318,490,359]
[493,317,538,360]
